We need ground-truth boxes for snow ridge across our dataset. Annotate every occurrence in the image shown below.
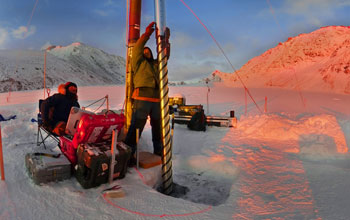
[0,42,125,93]
[213,26,350,94]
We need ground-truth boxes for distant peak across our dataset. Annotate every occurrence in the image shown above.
[211,26,350,94]
[71,42,82,46]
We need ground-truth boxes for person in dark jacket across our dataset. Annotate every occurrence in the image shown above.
[41,82,80,136]
[125,21,170,164]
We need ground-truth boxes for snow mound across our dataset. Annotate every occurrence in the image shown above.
[212,26,350,94]
[232,113,348,155]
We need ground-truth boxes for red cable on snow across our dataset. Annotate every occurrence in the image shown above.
[179,0,263,114]
[133,166,146,184]
[101,167,212,217]
[102,194,212,218]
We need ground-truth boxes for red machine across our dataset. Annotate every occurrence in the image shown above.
[60,113,125,164]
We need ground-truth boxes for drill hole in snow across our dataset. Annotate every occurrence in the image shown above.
[155,155,238,206]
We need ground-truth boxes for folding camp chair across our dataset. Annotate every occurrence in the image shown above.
[36,99,59,149]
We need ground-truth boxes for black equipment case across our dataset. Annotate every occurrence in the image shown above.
[75,142,131,189]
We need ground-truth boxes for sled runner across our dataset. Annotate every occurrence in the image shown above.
[174,114,237,128]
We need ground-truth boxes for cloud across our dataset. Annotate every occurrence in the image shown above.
[12,25,36,39]
[203,43,235,58]
[283,0,349,15]
[169,57,229,81]
[265,0,350,32]
[104,0,119,7]
[172,32,199,49]
[0,27,8,48]
[94,0,120,16]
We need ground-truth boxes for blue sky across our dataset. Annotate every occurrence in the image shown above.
[0,0,350,81]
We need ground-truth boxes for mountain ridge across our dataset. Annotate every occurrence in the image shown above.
[0,42,125,93]
[212,26,350,94]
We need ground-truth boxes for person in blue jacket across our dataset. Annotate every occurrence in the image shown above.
[41,82,80,136]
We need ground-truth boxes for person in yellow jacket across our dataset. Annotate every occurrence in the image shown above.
[125,21,170,165]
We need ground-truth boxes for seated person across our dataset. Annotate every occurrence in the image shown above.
[41,82,80,136]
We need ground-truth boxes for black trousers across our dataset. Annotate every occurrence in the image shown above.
[124,100,163,156]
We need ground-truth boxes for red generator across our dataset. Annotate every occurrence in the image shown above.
[60,113,125,165]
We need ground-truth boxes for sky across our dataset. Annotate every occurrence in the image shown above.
[0,0,350,81]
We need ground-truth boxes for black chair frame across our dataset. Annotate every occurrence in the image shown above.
[36,99,60,149]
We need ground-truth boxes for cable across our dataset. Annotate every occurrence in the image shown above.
[84,96,106,108]
[92,98,107,113]
[179,0,263,114]
[101,167,212,217]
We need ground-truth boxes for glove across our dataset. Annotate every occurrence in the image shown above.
[145,22,156,36]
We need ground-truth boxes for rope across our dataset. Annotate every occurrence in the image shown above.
[101,167,212,218]
[92,98,106,113]
[27,0,40,29]
[82,96,108,113]
[84,96,106,108]
[179,0,263,114]
[266,0,285,35]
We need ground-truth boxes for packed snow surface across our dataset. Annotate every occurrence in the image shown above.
[1,84,350,219]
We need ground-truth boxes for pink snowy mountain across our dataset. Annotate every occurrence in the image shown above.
[212,26,350,94]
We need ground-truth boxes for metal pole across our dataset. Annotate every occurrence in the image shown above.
[124,0,141,132]
[0,124,5,181]
[155,0,173,195]
[109,129,118,184]
[136,128,139,170]
[206,79,210,114]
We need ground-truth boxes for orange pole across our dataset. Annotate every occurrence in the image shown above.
[106,95,109,112]
[0,124,5,181]
[124,0,141,132]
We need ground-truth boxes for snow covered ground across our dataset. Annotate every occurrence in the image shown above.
[0,84,350,219]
